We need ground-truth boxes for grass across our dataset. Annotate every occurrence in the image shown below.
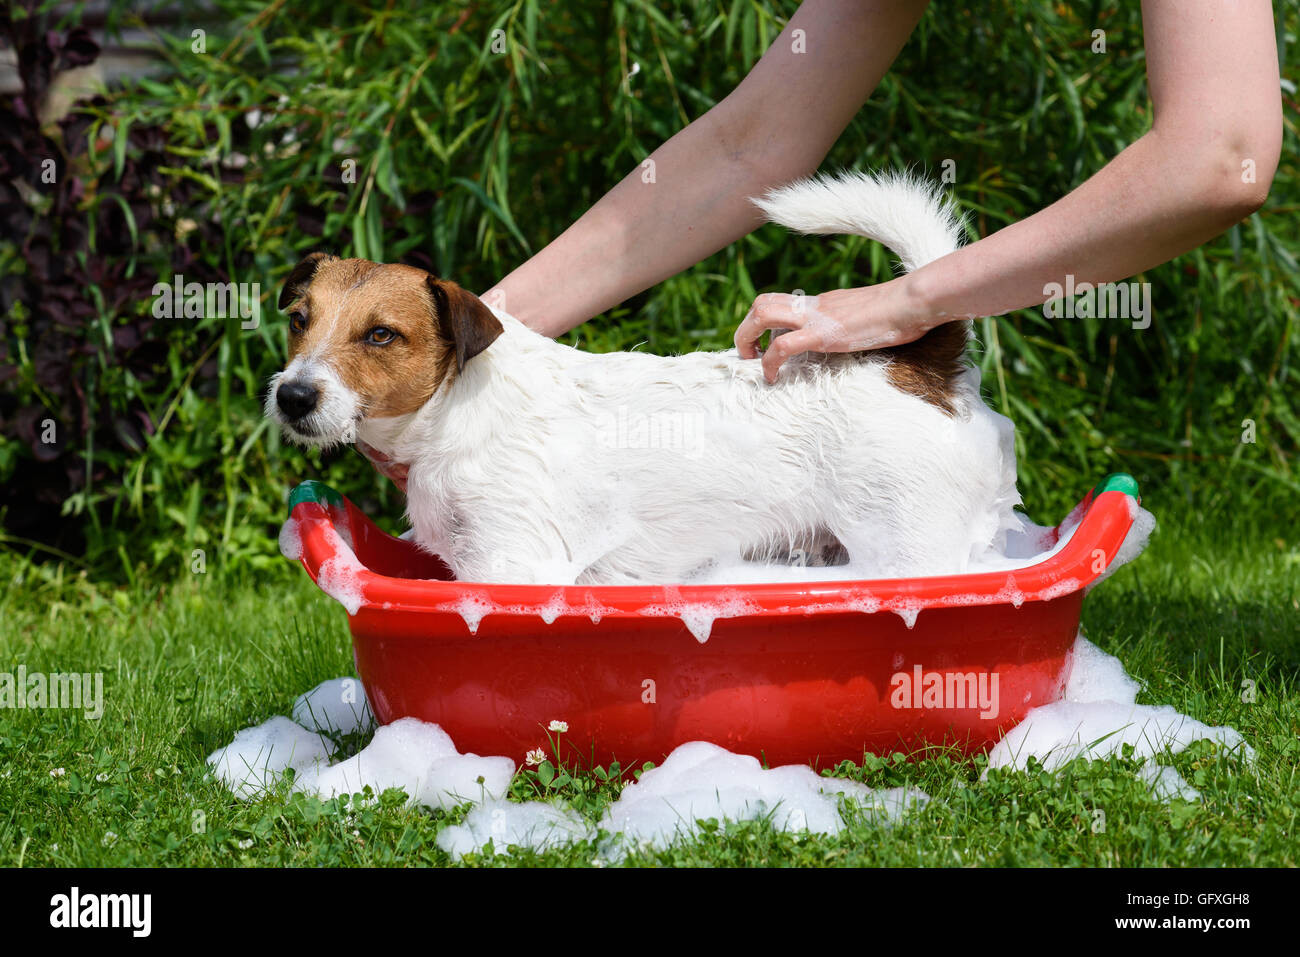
[1,501,1295,868]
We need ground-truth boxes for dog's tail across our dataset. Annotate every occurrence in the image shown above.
[751,170,964,272]
[753,170,971,416]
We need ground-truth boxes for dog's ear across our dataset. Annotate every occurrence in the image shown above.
[278,252,334,310]
[427,277,504,372]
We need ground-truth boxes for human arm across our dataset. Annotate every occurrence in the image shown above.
[735,0,1284,382]
[483,0,930,336]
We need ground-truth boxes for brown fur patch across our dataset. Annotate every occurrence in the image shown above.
[876,320,970,415]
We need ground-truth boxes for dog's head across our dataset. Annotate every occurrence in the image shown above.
[265,254,503,447]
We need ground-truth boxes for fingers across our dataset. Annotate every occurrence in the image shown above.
[737,284,934,382]
[760,326,827,384]
[734,293,808,358]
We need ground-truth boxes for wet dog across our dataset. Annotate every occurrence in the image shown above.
[267,172,1020,584]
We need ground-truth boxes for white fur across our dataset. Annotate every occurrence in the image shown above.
[333,171,1023,585]
[266,356,362,448]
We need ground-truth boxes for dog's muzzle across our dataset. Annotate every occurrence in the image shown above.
[265,361,362,448]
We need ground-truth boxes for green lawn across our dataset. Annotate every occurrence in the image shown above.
[0,504,1296,868]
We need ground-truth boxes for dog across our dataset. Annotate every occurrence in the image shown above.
[266,171,1022,585]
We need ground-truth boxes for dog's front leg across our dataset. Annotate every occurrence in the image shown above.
[407,482,579,585]
[452,551,567,585]
[442,521,579,586]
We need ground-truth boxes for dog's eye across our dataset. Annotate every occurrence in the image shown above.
[288,311,307,335]
[365,326,397,345]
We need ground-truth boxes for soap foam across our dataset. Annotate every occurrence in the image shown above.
[436,798,594,859]
[987,634,1253,780]
[1063,635,1143,704]
[1138,763,1202,802]
[291,717,516,810]
[330,507,356,551]
[292,677,374,735]
[208,696,929,858]
[446,594,497,634]
[595,740,928,857]
[637,589,763,643]
[206,716,330,800]
[278,517,303,561]
[1086,498,1157,591]
[892,606,920,629]
[317,554,366,615]
[538,591,569,625]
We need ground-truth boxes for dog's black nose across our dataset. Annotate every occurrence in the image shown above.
[276,381,319,420]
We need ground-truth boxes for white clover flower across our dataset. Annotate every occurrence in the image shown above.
[548,720,569,733]
[525,748,547,766]
[102,831,118,846]
[95,772,109,783]
[50,768,65,778]
[237,838,254,850]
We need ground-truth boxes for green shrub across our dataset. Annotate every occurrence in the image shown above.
[1,0,1295,580]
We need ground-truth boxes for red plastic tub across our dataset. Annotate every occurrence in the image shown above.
[283,473,1142,770]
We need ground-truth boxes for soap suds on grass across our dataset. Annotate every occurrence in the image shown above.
[292,677,374,736]
[208,700,930,859]
[440,741,928,861]
[985,633,1253,799]
[436,798,594,859]
[206,712,514,809]
[209,625,1245,859]
[293,718,516,811]
[207,716,330,800]
[594,741,926,858]
[1138,763,1202,803]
